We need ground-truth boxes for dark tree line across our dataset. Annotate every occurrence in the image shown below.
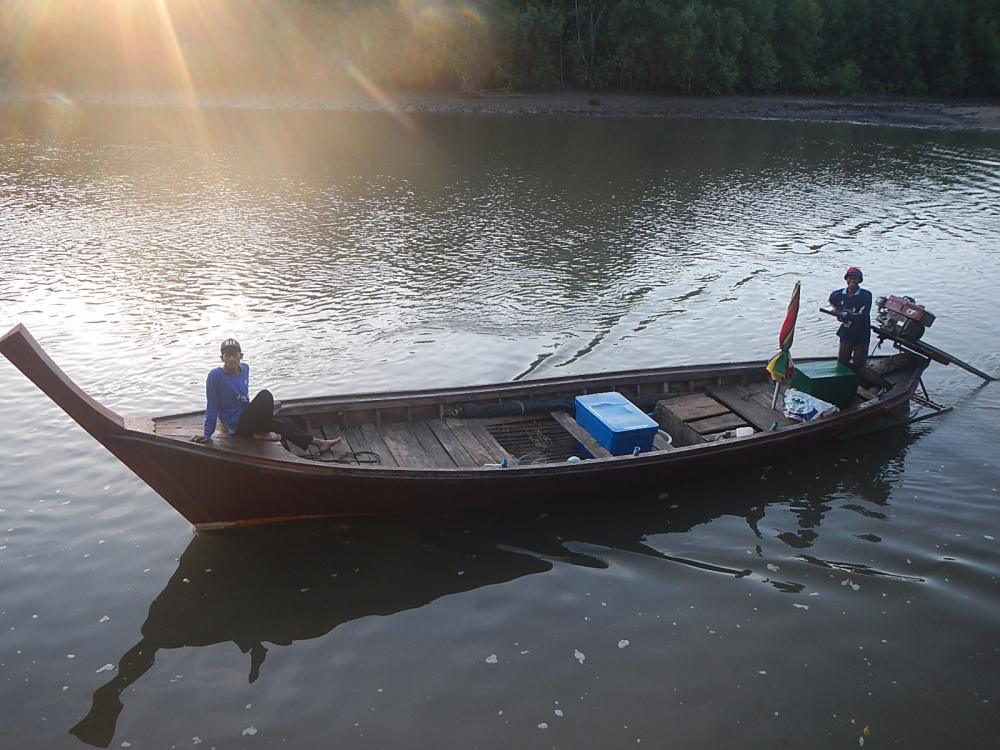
[2,0,996,97]
[490,0,999,95]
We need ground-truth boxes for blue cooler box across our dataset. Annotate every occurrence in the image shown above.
[574,392,658,456]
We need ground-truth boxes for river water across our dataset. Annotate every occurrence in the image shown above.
[1,102,999,748]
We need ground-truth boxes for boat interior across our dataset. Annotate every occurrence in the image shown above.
[141,354,918,470]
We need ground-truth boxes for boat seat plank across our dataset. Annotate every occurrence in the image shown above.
[706,384,796,430]
[688,412,750,435]
[549,411,613,459]
[378,422,434,468]
[444,422,499,466]
[411,421,459,468]
[657,394,730,422]
[426,419,479,468]
[359,423,399,467]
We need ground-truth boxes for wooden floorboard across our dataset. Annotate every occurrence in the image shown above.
[359,423,399,467]
[468,423,513,463]
[707,384,796,429]
[427,419,479,468]
[658,394,730,422]
[411,421,459,468]
[379,422,434,468]
[445,422,499,466]
[688,412,750,435]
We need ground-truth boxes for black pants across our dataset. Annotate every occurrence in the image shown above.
[235,390,314,450]
[838,338,870,374]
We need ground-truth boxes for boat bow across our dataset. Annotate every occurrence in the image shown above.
[0,324,124,440]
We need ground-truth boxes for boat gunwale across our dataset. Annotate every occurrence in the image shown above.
[132,355,928,476]
[151,354,898,424]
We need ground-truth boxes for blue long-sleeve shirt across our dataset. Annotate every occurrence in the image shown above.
[203,363,250,437]
[829,287,873,343]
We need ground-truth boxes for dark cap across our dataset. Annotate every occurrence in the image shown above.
[844,266,863,282]
[220,338,241,354]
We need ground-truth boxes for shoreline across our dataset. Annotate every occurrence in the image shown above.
[396,92,1000,132]
[4,89,999,132]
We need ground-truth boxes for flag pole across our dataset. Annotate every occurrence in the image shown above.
[771,380,780,409]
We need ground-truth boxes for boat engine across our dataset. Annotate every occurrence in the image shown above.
[875,295,935,342]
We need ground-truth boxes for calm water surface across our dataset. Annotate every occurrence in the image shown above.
[1,103,999,748]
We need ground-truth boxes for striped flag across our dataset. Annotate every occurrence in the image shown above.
[766,281,800,382]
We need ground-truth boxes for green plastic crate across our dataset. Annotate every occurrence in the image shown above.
[789,361,858,409]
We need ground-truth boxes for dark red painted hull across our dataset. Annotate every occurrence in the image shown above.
[2,323,928,529]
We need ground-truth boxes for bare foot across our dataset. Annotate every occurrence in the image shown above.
[253,432,281,442]
[313,436,342,453]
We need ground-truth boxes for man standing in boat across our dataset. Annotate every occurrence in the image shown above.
[829,266,872,373]
[190,338,341,454]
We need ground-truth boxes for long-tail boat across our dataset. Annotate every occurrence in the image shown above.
[2,321,956,530]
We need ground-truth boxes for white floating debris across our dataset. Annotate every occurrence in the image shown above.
[96,664,114,673]
[246,704,252,710]
[537,723,549,730]
[485,654,498,664]
[99,615,110,623]
[67,654,75,659]
[757,670,767,675]
[985,535,995,541]
[574,650,586,664]
[793,604,810,610]
[121,743,132,748]
[618,640,630,649]
[766,564,779,572]
[193,738,202,745]
[520,650,529,655]
[242,727,258,736]
[554,709,564,717]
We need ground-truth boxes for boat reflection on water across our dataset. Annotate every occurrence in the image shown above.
[71,426,919,747]
[70,521,551,747]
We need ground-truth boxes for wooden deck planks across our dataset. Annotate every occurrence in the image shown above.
[410,421,460,468]
[359,423,399,467]
[426,419,479,468]
[706,384,796,430]
[467,423,513,463]
[445,419,506,465]
[378,422,434,468]
[658,394,730,422]
[688,412,750,435]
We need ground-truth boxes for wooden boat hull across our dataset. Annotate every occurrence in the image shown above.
[1,324,929,529]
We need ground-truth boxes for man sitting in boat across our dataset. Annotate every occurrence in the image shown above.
[829,266,872,373]
[190,338,341,454]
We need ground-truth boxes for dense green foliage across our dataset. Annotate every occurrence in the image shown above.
[486,0,999,95]
[2,0,996,97]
